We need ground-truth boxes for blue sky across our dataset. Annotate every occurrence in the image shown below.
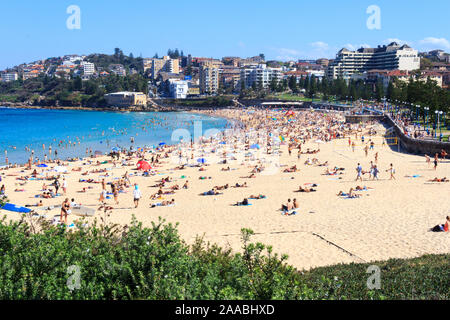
[0,0,449,69]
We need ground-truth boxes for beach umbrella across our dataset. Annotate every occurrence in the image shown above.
[159,142,166,146]
[197,158,206,164]
[219,141,226,145]
[54,166,67,173]
[285,110,295,117]
[37,164,48,168]
[250,144,260,149]
[111,147,120,152]
[137,160,151,171]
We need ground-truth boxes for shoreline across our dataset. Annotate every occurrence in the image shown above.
[0,104,163,112]
[0,108,232,167]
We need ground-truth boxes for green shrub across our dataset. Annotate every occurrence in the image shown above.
[0,215,447,300]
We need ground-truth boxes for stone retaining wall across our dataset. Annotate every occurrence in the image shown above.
[383,115,450,155]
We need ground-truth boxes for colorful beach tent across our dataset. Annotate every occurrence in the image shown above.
[197,158,206,164]
[250,144,260,149]
[37,164,48,167]
[137,160,151,171]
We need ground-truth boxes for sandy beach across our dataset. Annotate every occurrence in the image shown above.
[1,108,449,271]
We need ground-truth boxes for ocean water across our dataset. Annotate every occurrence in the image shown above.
[0,107,229,165]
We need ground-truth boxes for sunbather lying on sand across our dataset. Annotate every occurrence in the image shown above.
[283,165,298,173]
[249,194,266,199]
[201,188,221,196]
[355,185,373,191]
[296,186,316,192]
[232,182,248,188]
[337,188,361,198]
[428,177,449,182]
[151,199,175,208]
[234,198,250,206]
[214,184,229,190]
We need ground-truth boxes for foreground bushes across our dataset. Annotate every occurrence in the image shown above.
[0,216,448,300]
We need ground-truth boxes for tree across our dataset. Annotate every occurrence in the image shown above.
[73,76,82,91]
[288,76,298,93]
[270,77,279,93]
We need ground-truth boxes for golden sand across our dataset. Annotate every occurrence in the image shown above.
[1,109,449,271]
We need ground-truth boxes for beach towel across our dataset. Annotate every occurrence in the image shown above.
[0,203,32,213]
[281,209,297,216]
[233,203,252,206]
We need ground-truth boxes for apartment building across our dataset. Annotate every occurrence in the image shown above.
[145,56,180,80]
[109,64,126,76]
[168,79,189,99]
[1,72,19,82]
[327,42,420,79]
[23,70,40,80]
[199,64,219,94]
[81,61,95,75]
[240,64,282,89]
[219,66,241,90]
[316,58,330,67]
[105,92,147,107]
[222,57,241,67]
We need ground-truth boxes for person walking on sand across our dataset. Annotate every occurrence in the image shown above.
[62,177,67,195]
[386,163,396,180]
[133,184,142,208]
[369,161,374,179]
[434,153,439,170]
[425,154,431,167]
[374,152,378,164]
[112,182,119,205]
[356,163,363,181]
[372,165,379,180]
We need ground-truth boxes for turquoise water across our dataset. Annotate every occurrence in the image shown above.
[0,107,229,165]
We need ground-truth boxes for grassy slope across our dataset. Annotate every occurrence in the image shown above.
[301,254,449,300]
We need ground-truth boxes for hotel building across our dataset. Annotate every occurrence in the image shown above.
[326,42,420,79]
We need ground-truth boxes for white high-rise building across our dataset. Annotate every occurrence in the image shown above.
[327,42,420,79]
[240,64,282,89]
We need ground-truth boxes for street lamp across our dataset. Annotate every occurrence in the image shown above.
[424,107,429,132]
[435,110,443,139]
